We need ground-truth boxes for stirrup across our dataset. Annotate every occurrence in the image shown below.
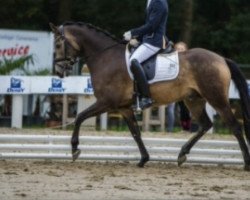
[139,97,153,110]
[132,97,153,113]
[132,94,142,114]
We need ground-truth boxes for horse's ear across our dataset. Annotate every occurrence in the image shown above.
[49,23,60,35]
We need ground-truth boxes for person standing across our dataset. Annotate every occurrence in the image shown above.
[174,42,192,131]
[166,103,175,132]
[123,0,169,110]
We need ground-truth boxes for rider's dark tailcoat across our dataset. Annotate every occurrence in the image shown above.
[131,0,168,48]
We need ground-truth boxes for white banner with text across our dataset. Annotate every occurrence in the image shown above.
[0,29,53,74]
[0,76,94,95]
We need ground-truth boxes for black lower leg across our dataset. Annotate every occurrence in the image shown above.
[178,109,212,166]
[71,102,108,162]
[220,107,250,171]
[233,125,250,171]
[122,109,149,167]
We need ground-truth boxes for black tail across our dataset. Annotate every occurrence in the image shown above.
[225,58,250,145]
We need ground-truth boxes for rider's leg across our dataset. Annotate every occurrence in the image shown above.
[131,59,152,109]
[130,43,160,109]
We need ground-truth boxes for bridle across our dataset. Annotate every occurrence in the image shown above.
[54,25,79,74]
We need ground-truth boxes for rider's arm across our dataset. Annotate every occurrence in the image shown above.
[130,0,166,39]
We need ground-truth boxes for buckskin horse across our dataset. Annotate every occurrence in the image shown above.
[50,22,250,171]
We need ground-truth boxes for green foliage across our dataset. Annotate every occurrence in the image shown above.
[71,0,145,36]
[0,0,48,30]
[192,0,250,62]
[0,0,249,63]
[0,55,34,75]
[0,55,50,76]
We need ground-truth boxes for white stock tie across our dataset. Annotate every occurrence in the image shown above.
[147,0,152,8]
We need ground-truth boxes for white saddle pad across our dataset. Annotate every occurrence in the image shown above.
[125,48,180,84]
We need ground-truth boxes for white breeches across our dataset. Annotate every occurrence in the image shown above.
[129,43,160,64]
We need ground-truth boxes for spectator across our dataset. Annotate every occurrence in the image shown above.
[166,103,175,132]
[174,41,188,52]
[174,42,192,132]
[178,101,191,131]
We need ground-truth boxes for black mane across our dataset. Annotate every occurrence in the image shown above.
[63,21,121,42]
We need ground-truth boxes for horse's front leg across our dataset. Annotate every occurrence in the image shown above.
[71,101,108,161]
[120,109,150,167]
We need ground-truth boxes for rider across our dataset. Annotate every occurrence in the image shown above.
[123,0,169,109]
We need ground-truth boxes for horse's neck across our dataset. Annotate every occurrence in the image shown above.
[81,31,122,70]
[86,44,123,72]
[81,29,116,56]
[68,26,126,75]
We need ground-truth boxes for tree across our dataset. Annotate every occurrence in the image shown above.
[180,0,194,46]
[0,0,249,63]
[57,0,72,24]
[191,0,250,62]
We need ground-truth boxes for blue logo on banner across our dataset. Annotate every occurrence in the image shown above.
[84,78,94,94]
[7,77,25,93]
[48,78,65,92]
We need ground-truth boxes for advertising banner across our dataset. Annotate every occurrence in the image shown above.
[0,76,94,95]
[0,29,53,74]
[30,76,93,94]
[0,76,30,94]
[0,76,249,97]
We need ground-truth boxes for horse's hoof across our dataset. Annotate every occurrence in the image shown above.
[137,162,145,168]
[137,156,149,168]
[72,149,81,162]
[244,165,250,171]
[177,155,187,166]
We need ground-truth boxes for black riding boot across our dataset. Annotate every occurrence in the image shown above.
[131,59,153,110]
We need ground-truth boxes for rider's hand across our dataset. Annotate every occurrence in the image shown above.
[129,39,139,47]
[123,31,132,41]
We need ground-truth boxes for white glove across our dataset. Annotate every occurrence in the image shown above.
[123,31,132,41]
[129,39,139,47]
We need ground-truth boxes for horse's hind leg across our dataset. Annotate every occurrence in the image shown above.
[71,101,109,161]
[120,109,150,167]
[216,105,250,171]
[178,97,213,166]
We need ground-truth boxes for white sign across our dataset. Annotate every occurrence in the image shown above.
[0,76,30,94]
[0,76,248,97]
[0,76,94,95]
[0,29,54,74]
[30,76,94,94]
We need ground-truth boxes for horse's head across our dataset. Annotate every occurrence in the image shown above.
[50,23,80,78]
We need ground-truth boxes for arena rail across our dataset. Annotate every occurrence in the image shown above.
[0,134,244,166]
[0,76,245,130]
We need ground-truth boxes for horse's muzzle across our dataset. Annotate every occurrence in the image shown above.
[55,62,72,78]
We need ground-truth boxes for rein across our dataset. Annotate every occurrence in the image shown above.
[84,42,122,61]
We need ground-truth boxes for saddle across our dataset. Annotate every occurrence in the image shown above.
[128,41,175,81]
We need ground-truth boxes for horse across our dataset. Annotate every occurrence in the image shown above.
[49,22,250,171]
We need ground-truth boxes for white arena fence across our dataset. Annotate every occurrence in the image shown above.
[0,134,244,166]
[0,75,246,130]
